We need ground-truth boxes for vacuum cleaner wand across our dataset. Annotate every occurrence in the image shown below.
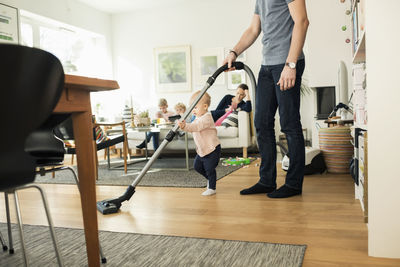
[96,61,255,215]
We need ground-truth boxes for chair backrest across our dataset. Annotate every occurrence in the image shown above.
[54,115,75,140]
[54,115,99,141]
[0,44,64,190]
[25,114,70,165]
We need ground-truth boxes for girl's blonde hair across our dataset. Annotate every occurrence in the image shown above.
[174,102,186,112]
[158,98,168,107]
[190,91,211,106]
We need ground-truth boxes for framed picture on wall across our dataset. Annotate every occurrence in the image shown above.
[154,45,192,93]
[0,3,19,44]
[194,47,225,85]
[227,70,246,90]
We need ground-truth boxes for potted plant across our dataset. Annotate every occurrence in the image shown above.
[135,110,150,126]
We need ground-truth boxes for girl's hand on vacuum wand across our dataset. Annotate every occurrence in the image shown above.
[178,120,186,129]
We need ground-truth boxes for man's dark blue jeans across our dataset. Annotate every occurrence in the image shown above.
[254,59,305,191]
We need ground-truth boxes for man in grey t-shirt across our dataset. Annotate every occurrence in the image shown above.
[223,0,309,198]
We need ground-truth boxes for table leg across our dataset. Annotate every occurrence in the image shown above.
[185,133,189,171]
[72,112,100,267]
[144,131,148,160]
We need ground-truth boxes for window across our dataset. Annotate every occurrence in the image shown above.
[20,22,33,47]
[19,10,111,78]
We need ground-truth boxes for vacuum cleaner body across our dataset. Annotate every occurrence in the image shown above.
[281,147,326,175]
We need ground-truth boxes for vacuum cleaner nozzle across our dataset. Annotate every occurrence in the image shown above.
[97,200,120,215]
[96,185,136,215]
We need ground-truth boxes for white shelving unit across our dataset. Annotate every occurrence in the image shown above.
[350,0,368,223]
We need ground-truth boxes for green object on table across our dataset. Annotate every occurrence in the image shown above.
[223,157,251,166]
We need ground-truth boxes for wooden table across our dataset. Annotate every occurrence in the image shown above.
[53,74,119,267]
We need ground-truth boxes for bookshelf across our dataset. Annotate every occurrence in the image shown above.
[350,0,367,223]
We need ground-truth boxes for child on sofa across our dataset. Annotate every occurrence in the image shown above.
[178,91,221,196]
[136,98,173,151]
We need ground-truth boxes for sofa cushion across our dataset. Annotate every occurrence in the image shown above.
[221,111,238,127]
[216,126,238,138]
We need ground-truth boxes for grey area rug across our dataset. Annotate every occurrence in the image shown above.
[0,223,306,267]
[34,158,245,188]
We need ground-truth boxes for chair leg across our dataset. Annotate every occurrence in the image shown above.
[0,230,7,251]
[52,167,56,178]
[93,141,99,180]
[71,154,74,165]
[65,167,80,189]
[4,192,14,254]
[107,147,111,169]
[100,244,107,263]
[28,185,64,267]
[243,147,248,158]
[13,191,28,267]
[123,142,128,174]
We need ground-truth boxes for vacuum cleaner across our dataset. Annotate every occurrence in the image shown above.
[278,142,326,175]
[97,61,258,214]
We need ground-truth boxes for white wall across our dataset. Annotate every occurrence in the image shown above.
[366,0,400,258]
[302,0,353,146]
[111,0,261,117]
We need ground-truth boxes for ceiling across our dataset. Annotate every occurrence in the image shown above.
[76,0,195,14]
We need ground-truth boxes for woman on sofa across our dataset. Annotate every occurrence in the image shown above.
[211,83,252,121]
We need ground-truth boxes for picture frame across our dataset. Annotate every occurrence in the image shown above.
[154,45,192,93]
[224,48,247,62]
[0,3,19,44]
[227,70,246,90]
[194,47,225,85]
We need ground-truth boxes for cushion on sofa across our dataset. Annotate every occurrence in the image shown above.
[216,126,238,138]
[221,111,238,127]
[215,110,232,126]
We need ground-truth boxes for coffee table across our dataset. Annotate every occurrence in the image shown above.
[109,124,191,171]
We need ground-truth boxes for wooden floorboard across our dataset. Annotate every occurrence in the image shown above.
[0,158,399,266]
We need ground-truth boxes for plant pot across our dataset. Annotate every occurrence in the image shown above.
[137,117,150,126]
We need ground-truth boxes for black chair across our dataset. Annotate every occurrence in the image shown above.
[25,114,107,263]
[0,44,64,266]
[54,116,129,176]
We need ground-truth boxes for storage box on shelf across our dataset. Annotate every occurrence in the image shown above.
[352,62,367,130]
[354,131,368,223]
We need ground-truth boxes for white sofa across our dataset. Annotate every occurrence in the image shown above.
[116,111,253,157]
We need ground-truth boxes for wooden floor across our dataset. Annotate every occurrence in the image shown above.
[1,158,399,266]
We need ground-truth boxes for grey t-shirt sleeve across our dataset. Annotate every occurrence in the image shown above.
[286,0,294,4]
[254,0,260,15]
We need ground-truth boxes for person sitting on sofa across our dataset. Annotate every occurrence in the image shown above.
[136,98,173,150]
[211,83,252,121]
[174,102,186,117]
[174,102,196,122]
